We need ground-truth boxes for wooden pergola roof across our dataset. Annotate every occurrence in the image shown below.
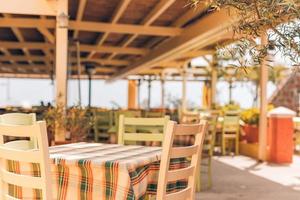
[0,0,236,80]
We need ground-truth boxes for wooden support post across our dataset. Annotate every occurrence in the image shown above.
[55,0,68,141]
[55,0,68,107]
[128,80,137,109]
[137,79,141,109]
[211,55,217,108]
[258,32,269,161]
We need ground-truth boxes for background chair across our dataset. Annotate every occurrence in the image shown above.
[180,110,200,124]
[108,110,141,143]
[0,113,36,149]
[222,111,240,155]
[197,112,219,191]
[156,121,208,200]
[0,121,52,200]
[93,110,113,142]
[118,115,169,146]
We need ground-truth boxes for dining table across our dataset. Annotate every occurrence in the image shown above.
[8,142,189,200]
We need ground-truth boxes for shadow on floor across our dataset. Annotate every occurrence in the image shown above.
[196,160,300,200]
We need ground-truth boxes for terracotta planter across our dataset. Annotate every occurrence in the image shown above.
[243,124,259,143]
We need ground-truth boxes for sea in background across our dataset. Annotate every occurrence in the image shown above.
[0,78,276,109]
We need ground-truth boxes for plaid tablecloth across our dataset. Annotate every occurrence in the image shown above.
[8,143,188,200]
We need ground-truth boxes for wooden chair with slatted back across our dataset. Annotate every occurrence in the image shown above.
[0,113,37,149]
[180,111,200,124]
[93,110,113,142]
[222,111,240,155]
[0,121,52,200]
[196,112,219,191]
[156,120,208,200]
[118,115,169,146]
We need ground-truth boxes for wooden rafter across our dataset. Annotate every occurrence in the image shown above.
[0,0,57,16]
[109,8,237,81]
[0,41,149,55]
[87,0,132,58]
[108,0,176,60]
[0,18,182,36]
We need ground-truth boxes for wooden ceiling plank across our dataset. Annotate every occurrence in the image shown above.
[0,18,181,36]
[0,0,57,16]
[88,0,132,58]
[107,0,176,60]
[108,9,237,81]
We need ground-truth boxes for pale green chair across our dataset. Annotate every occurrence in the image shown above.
[93,110,113,142]
[118,115,169,146]
[197,112,219,191]
[108,110,142,143]
[0,113,37,149]
[222,111,240,155]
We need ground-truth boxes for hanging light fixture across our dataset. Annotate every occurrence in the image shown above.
[57,12,69,28]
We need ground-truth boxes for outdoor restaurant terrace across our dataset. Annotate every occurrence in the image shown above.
[0,0,299,200]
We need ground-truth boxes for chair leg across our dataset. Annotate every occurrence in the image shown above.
[94,131,99,142]
[196,167,201,192]
[207,158,212,189]
[235,132,239,155]
[222,136,226,156]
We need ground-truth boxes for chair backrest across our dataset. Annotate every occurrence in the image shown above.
[223,112,240,132]
[0,121,52,200]
[93,110,113,128]
[0,113,37,148]
[202,112,219,156]
[180,111,200,124]
[157,121,208,200]
[118,115,169,145]
[0,113,36,125]
[114,110,141,128]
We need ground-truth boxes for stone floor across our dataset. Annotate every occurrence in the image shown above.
[196,156,300,200]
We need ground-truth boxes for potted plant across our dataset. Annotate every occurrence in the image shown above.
[65,106,93,142]
[43,104,65,145]
[241,108,260,143]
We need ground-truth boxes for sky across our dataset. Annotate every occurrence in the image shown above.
[0,77,277,109]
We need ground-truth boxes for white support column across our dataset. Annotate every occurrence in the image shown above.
[181,65,187,111]
[258,31,269,161]
[55,0,68,107]
[55,0,68,142]
[160,75,165,109]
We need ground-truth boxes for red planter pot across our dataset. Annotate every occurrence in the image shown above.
[243,124,259,143]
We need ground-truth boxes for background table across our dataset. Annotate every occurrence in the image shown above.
[8,143,188,200]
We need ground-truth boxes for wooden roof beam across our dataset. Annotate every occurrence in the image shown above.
[0,41,149,55]
[108,9,238,81]
[0,18,182,36]
[0,0,57,16]
[108,0,176,60]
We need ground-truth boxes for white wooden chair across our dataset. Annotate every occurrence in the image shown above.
[0,121,52,200]
[118,115,169,146]
[157,120,208,200]
[0,113,37,149]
